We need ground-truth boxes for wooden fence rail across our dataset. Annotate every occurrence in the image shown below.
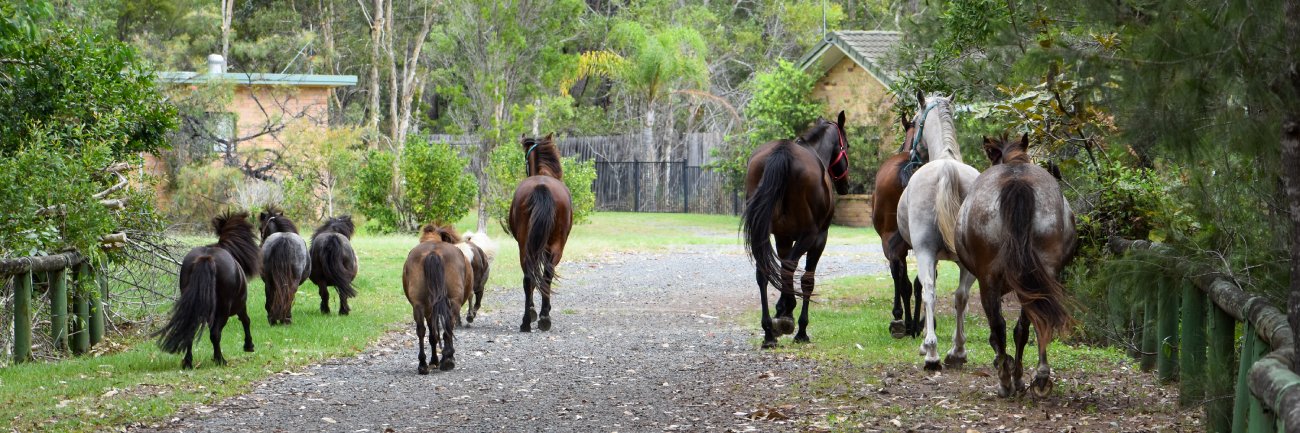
[1108,237,1300,432]
[2,251,107,362]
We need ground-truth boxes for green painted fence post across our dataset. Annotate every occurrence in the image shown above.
[71,289,89,355]
[14,272,33,362]
[85,264,103,346]
[49,268,68,352]
[1207,305,1235,433]
[1141,286,1158,372]
[1233,322,1256,433]
[1157,276,1179,382]
[1178,279,1206,407]
[1246,331,1274,433]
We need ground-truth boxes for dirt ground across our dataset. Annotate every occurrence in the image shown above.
[128,244,1196,432]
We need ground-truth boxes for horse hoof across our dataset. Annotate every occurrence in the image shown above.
[526,309,538,323]
[793,334,810,344]
[774,317,795,335]
[1031,376,1053,397]
[997,385,1014,398]
[320,306,330,314]
[182,362,194,370]
[339,310,349,316]
[244,344,255,353]
[519,324,531,333]
[418,364,429,375]
[761,340,779,349]
[538,316,551,332]
[466,313,476,324]
[923,360,943,371]
[439,359,455,371]
[282,318,292,325]
[213,357,227,367]
[889,320,907,339]
[944,354,967,369]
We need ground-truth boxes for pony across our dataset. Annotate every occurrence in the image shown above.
[309,215,358,315]
[458,229,494,323]
[402,223,472,373]
[956,133,1077,397]
[259,206,310,325]
[507,133,573,333]
[155,212,261,369]
[742,111,849,348]
[896,91,980,370]
[872,112,924,338]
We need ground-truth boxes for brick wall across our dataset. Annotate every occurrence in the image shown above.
[810,57,902,154]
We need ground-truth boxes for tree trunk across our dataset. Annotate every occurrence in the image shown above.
[220,0,234,61]
[1284,0,1300,375]
[367,0,384,140]
[532,97,541,136]
[321,0,340,124]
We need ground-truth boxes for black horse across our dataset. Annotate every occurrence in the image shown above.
[259,206,310,325]
[156,212,261,369]
[309,216,359,315]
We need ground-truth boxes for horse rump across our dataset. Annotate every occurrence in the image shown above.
[995,178,1072,339]
[157,255,218,354]
[310,233,358,299]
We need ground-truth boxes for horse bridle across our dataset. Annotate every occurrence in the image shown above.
[904,101,940,175]
[827,121,849,181]
[525,141,539,177]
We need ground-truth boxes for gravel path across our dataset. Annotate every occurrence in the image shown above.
[136,244,886,433]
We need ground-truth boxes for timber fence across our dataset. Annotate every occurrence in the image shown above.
[2,252,108,362]
[1108,237,1300,432]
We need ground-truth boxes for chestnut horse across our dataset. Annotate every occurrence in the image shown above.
[872,113,924,338]
[156,212,260,369]
[957,134,1076,397]
[402,223,472,373]
[259,206,310,325]
[507,134,573,333]
[743,111,849,349]
[897,91,980,371]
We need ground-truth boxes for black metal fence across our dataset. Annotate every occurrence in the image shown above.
[592,160,738,214]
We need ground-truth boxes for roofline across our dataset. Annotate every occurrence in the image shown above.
[157,71,359,87]
[797,31,899,88]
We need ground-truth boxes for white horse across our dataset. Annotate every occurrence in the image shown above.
[896,91,980,371]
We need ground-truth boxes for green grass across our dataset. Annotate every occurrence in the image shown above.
[0,211,757,432]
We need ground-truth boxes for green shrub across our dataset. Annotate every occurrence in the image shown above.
[401,138,477,226]
[352,150,398,233]
[486,142,597,228]
[167,164,245,228]
[709,60,824,192]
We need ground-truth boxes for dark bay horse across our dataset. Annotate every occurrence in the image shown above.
[743,111,849,348]
[259,206,310,325]
[309,215,359,315]
[957,134,1077,397]
[872,113,924,338]
[507,134,573,333]
[156,212,260,369]
[403,223,471,373]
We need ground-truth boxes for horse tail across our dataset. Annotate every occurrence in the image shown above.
[422,253,453,349]
[315,235,358,299]
[997,178,1072,340]
[525,186,557,297]
[157,255,218,353]
[743,145,792,291]
[263,240,300,322]
[934,163,963,254]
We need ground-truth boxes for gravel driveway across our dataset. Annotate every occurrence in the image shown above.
[135,244,886,432]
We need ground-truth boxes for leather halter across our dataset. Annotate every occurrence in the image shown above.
[827,121,849,181]
[525,142,539,177]
[903,102,939,176]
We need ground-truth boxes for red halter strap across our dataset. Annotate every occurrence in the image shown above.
[828,122,849,181]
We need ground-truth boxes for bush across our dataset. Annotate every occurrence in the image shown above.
[709,60,824,192]
[352,150,399,233]
[401,138,477,227]
[166,164,245,228]
[486,142,597,228]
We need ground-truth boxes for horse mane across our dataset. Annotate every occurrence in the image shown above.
[796,120,833,145]
[419,223,461,244]
[259,205,299,239]
[211,211,261,277]
[524,135,563,179]
[921,96,962,161]
[312,215,355,239]
[985,133,1033,166]
[897,113,917,154]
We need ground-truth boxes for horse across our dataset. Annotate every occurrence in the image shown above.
[956,133,1077,397]
[309,215,359,315]
[507,133,573,333]
[402,223,472,373]
[259,206,310,325]
[872,112,924,338]
[155,212,261,369]
[455,230,491,324]
[742,111,849,349]
[896,91,980,370]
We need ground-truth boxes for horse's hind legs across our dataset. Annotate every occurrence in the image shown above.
[520,275,536,332]
[1030,319,1054,397]
[415,309,429,375]
[210,315,229,366]
[438,320,456,371]
[537,266,554,332]
[756,269,778,349]
[318,282,331,314]
[982,289,1014,397]
[238,308,254,352]
[1012,310,1031,394]
[182,343,194,370]
[793,233,827,344]
[888,258,908,338]
[944,268,976,369]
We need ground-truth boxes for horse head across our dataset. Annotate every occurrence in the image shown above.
[913,90,961,163]
[258,205,299,239]
[419,223,461,244]
[982,133,1032,166]
[522,133,563,180]
[797,111,850,195]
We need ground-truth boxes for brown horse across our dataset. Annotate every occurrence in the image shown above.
[156,212,261,369]
[402,223,472,374]
[743,111,849,349]
[956,133,1077,397]
[507,133,573,333]
[872,112,924,338]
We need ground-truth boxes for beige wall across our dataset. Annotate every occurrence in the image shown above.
[810,57,902,154]
[231,85,331,150]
